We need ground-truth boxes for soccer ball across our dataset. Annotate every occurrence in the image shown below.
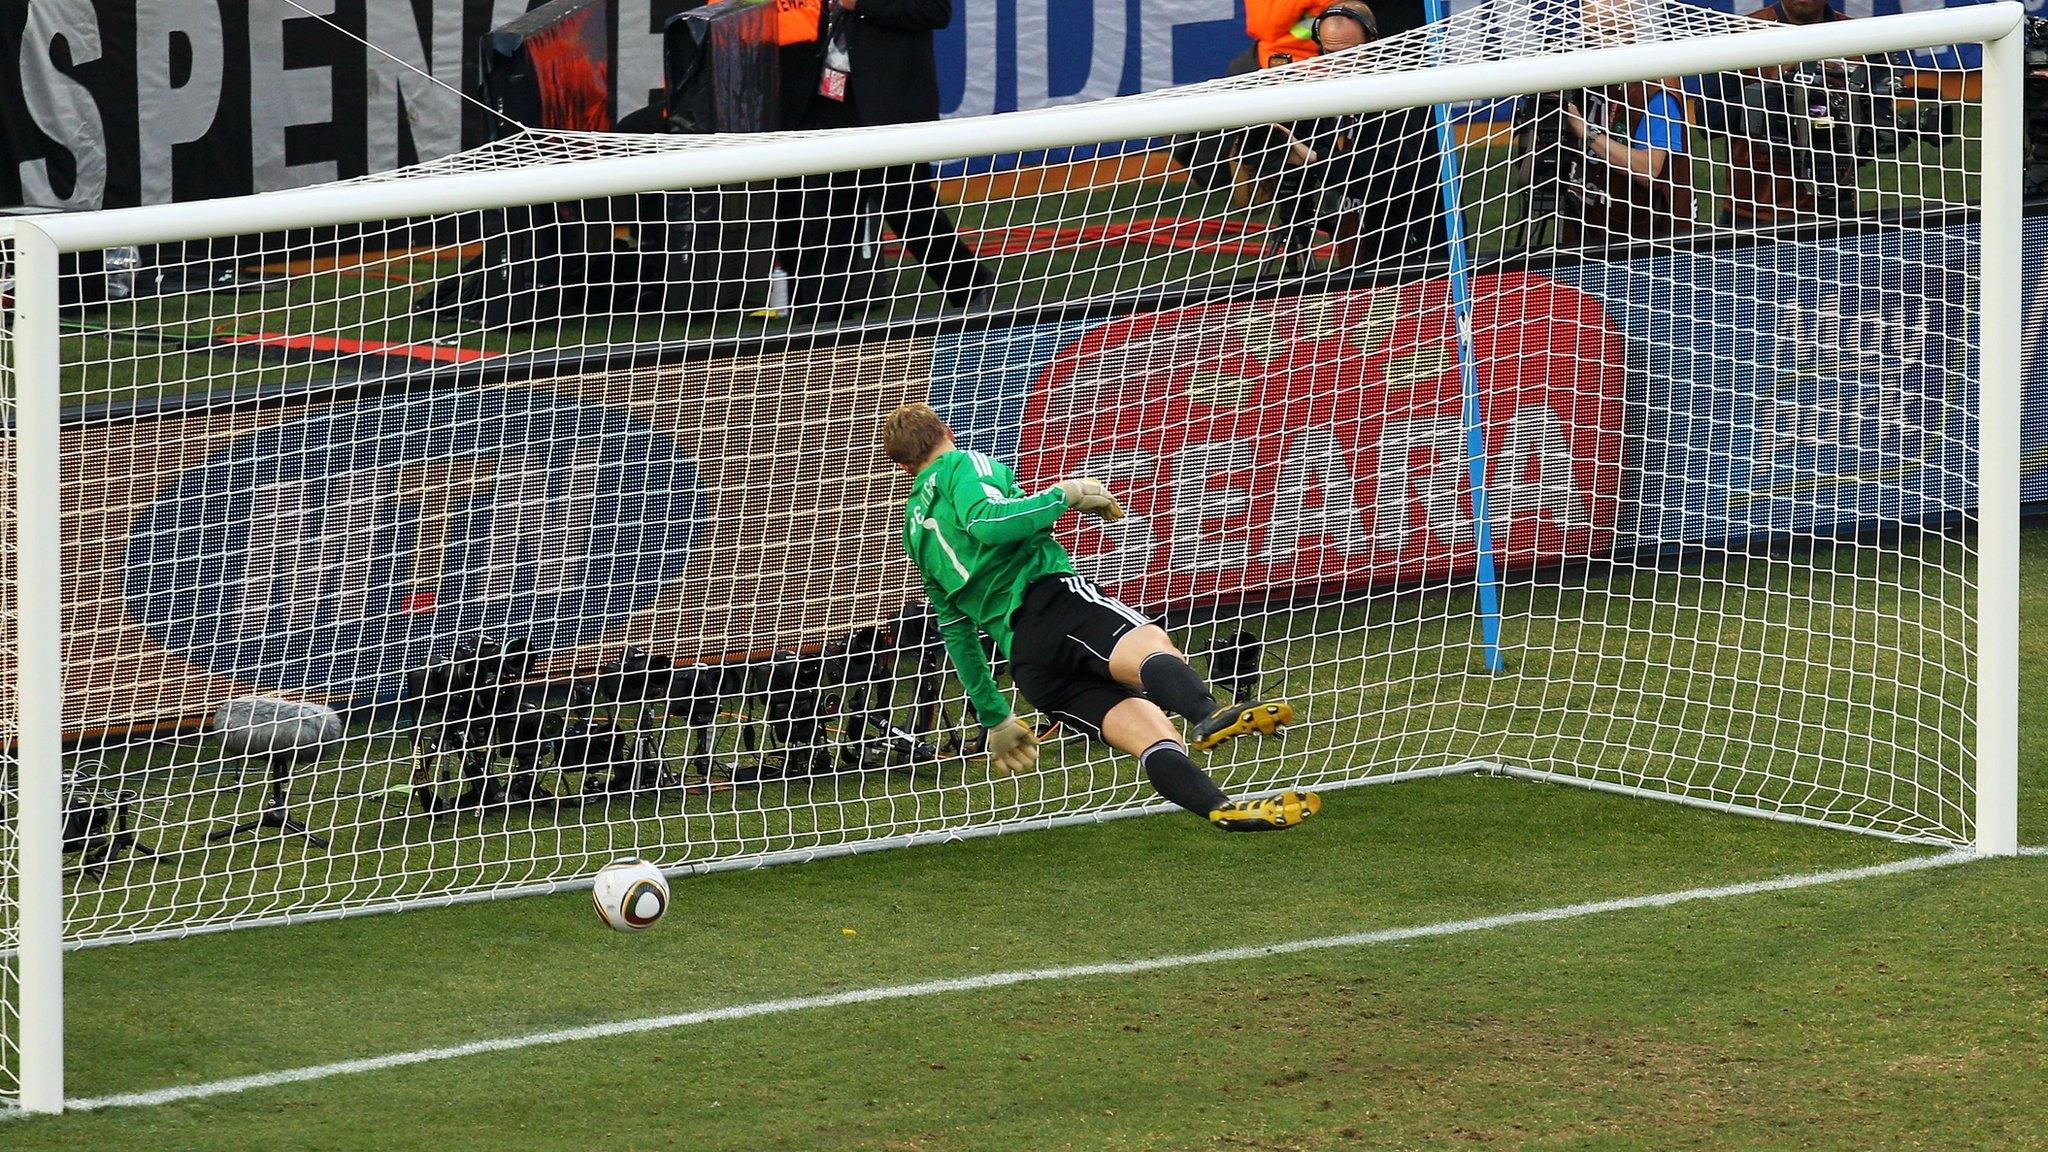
[591,858,669,932]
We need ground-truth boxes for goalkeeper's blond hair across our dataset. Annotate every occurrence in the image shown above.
[882,403,952,469]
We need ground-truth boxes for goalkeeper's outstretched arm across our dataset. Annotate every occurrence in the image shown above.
[925,582,1010,731]
[950,460,1124,545]
[925,582,1040,774]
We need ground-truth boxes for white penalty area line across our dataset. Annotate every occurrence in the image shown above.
[29,846,2031,1116]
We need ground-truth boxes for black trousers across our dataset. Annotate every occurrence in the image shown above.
[777,95,988,314]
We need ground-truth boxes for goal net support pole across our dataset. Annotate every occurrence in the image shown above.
[1426,0,1506,675]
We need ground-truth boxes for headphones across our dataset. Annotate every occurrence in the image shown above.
[1309,2,1379,46]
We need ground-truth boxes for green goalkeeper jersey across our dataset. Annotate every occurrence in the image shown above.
[902,448,1075,729]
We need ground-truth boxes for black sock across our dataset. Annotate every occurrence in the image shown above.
[1139,739,1230,816]
[1139,652,1220,722]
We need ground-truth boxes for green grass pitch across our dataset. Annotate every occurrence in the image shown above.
[3,526,2043,1149]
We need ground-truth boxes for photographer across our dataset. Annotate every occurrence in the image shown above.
[1515,78,1695,248]
[1749,0,1849,32]
[1720,0,1857,225]
[1717,0,1940,227]
[776,0,993,318]
[1271,2,1448,270]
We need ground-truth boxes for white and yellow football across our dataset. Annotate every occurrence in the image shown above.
[591,858,669,932]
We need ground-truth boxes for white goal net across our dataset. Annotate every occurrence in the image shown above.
[0,0,2024,1111]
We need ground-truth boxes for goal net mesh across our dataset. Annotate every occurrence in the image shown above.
[1,226,18,1102]
[2,0,1987,991]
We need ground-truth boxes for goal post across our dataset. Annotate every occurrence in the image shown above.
[8,217,68,1116]
[1974,19,2023,860]
[0,0,2028,1113]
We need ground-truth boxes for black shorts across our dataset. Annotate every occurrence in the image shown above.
[1009,572,1153,741]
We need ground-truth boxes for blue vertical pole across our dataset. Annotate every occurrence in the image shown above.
[1423,0,1504,673]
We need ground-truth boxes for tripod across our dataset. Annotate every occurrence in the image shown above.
[208,751,330,848]
[62,761,162,876]
[71,812,161,872]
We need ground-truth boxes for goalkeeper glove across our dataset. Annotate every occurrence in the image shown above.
[987,716,1040,776]
[1052,477,1125,523]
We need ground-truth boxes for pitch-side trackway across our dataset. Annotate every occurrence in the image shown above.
[18,846,2040,1116]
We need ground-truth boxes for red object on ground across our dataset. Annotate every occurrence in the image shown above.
[218,332,500,363]
[888,216,1314,263]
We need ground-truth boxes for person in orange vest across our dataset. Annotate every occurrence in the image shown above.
[774,0,993,317]
[772,0,824,121]
[773,0,822,46]
[1245,0,1326,68]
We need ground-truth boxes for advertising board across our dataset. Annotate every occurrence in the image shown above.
[1004,273,1626,606]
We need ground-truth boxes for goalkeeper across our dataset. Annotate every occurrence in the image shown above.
[881,403,1319,832]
